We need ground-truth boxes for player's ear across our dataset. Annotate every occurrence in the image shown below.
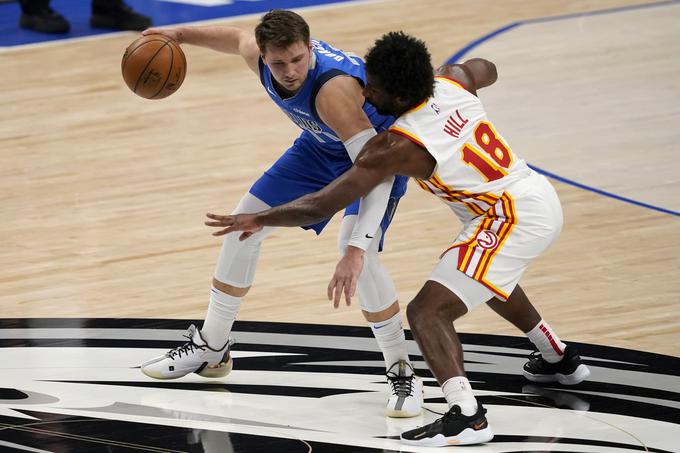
[395,96,410,110]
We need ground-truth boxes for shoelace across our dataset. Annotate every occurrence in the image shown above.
[527,350,545,363]
[387,373,415,397]
[440,405,481,424]
[166,331,207,360]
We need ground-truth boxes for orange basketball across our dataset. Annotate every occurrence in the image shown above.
[121,34,186,100]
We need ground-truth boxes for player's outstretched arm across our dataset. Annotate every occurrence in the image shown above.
[205,133,397,235]
[436,58,497,95]
[142,25,260,72]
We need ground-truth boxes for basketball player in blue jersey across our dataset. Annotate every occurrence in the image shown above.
[139,10,423,417]
[205,31,591,446]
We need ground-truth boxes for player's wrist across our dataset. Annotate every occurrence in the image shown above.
[345,244,367,256]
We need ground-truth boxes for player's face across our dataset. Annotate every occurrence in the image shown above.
[263,41,312,93]
[363,72,400,116]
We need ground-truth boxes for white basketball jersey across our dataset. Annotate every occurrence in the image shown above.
[390,76,530,223]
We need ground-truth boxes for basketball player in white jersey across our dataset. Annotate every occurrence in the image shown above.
[205,31,591,446]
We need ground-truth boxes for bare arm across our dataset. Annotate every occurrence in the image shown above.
[315,76,373,141]
[205,133,399,234]
[436,58,497,95]
[259,134,395,226]
[142,25,260,73]
[316,75,395,249]
[204,132,434,234]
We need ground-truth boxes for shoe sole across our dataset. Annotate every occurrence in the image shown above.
[386,407,422,418]
[400,426,494,447]
[196,358,233,378]
[141,358,233,380]
[141,366,195,380]
[523,364,591,385]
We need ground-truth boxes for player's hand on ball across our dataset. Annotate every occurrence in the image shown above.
[205,213,263,240]
[141,27,184,43]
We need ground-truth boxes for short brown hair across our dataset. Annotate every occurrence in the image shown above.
[255,9,310,53]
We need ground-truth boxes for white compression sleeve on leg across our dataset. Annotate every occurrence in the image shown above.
[214,192,275,288]
[343,128,395,251]
[204,193,275,346]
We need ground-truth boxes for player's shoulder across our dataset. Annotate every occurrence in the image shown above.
[435,64,475,93]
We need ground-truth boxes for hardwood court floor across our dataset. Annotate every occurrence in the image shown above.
[1,0,678,358]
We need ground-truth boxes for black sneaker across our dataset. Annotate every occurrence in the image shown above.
[90,2,151,31]
[400,404,493,447]
[523,345,591,385]
[19,7,70,34]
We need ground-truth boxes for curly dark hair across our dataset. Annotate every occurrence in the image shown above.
[364,32,434,106]
[255,9,310,53]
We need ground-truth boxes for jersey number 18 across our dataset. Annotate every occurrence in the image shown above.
[461,121,512,182]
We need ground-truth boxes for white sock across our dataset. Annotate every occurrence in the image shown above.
[442,376,478,416]
[526,319,566,363]
[200,286,241,349]
[369,312,411,373]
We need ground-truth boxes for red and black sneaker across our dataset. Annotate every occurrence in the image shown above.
[523,345,591,385]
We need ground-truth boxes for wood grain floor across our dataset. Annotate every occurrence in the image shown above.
[1,0,678,356]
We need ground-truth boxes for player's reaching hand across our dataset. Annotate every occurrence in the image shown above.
[205,212,263,241]
[328,246,364,308]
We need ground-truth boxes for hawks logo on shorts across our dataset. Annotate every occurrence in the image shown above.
[475,230,499,250]
[390,77,564,301]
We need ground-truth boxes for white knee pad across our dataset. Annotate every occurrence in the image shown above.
[338,215,397,313]
[214,192,276,288]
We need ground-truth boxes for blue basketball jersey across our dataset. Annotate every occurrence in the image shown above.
[251,39,408,244]
[258,39,394,151]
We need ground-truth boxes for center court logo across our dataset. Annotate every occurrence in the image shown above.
[0,319,678,452]
[475,229,499,249]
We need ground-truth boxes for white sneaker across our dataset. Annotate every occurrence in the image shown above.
[141,325,233,379]
[385,360,424,418]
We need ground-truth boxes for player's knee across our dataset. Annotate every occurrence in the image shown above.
[407,286,466,328]
[357,252,397,313]
[406,299,429,332]
[214,225,268,288]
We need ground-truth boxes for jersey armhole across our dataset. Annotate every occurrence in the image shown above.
[310,69,362,122]
[389,127,439,179]
[257,57,266,86]
[435,75,469,92]
[388,126,426,149]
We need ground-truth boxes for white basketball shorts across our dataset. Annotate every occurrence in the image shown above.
[428,170,563,310]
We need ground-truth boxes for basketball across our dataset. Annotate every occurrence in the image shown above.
[121,34,186,100]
